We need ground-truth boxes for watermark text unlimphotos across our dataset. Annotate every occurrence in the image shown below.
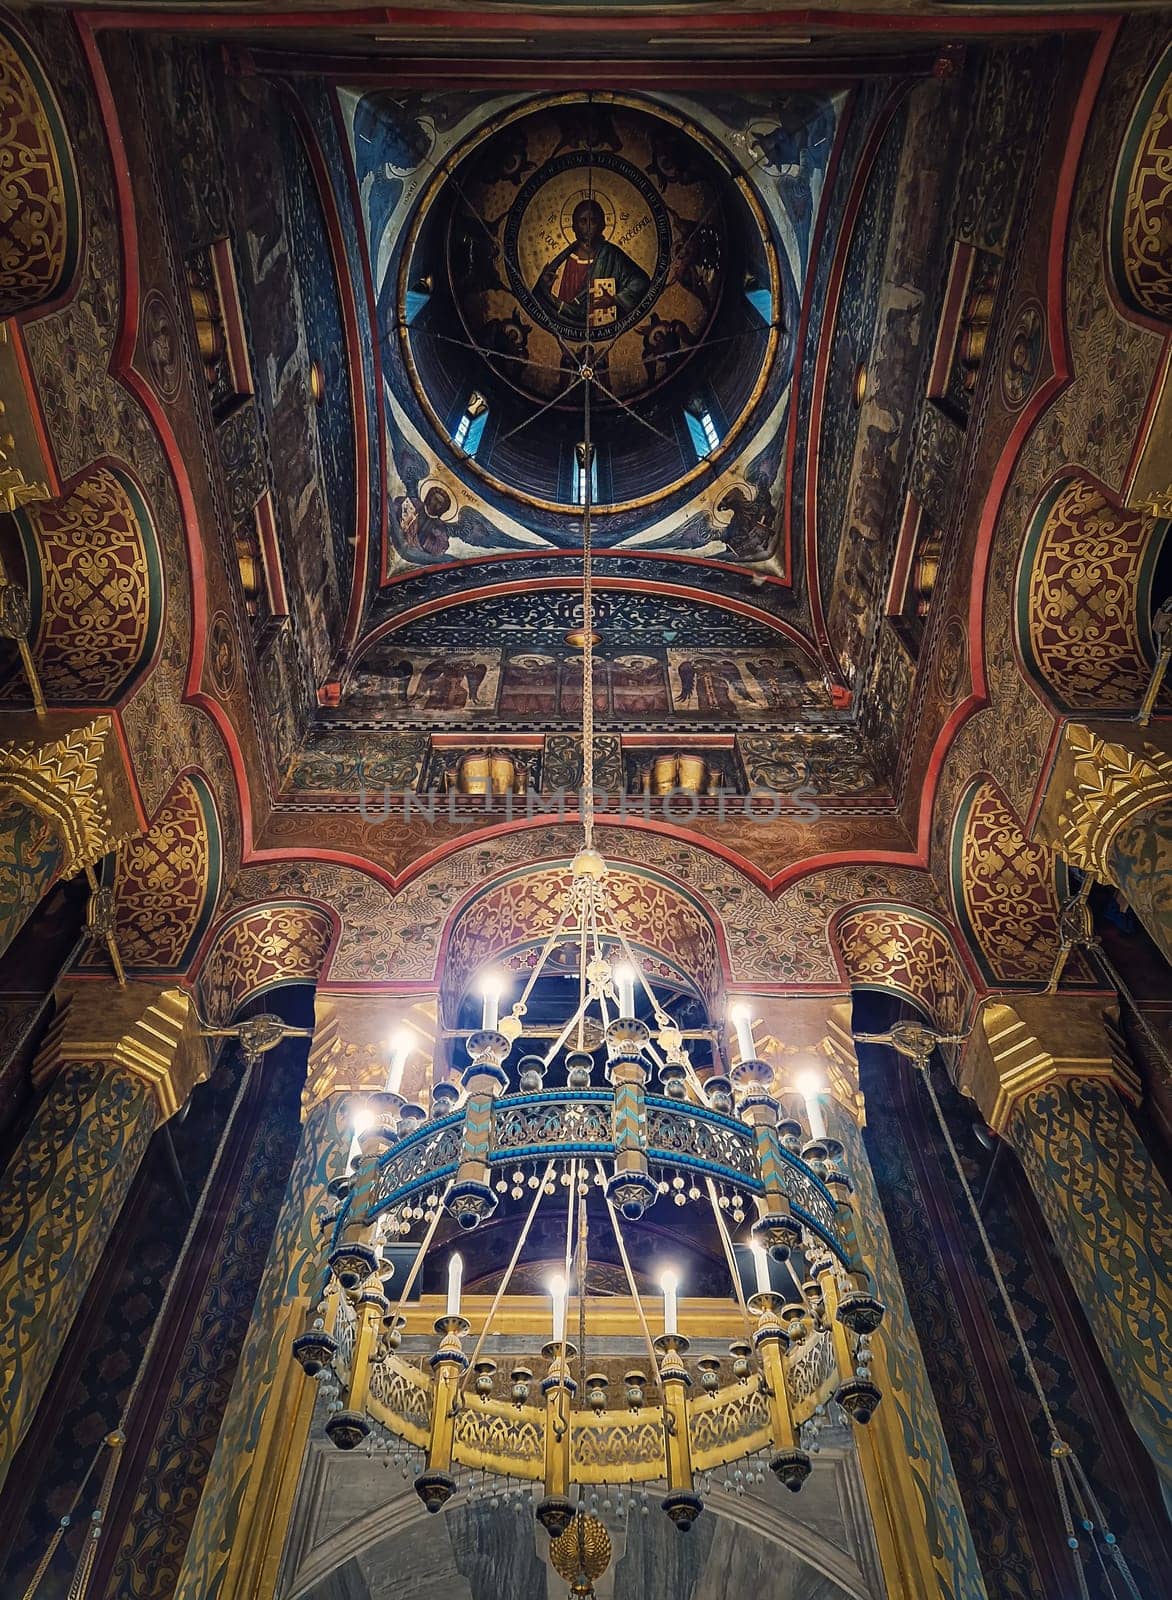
[357,781,821,824]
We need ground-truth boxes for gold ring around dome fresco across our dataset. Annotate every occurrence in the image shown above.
[396,91,779,518]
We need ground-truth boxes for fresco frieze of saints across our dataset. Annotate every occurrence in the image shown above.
[336,638,830,725]
[449,103,726,406]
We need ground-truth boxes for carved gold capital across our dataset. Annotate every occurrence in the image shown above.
[959,994,1139,1136]
[0,714,133,877]
[305,991,438,1115]
[33,982,209,1120]
[1039,721,1172,883]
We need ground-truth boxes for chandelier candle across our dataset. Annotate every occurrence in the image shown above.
[797,1070,829,1141]
[480,976,502,1032]
[446,1252,464,1319]
[384,1030,411,1095]
[615,963,636,1018]
[750,1242,772,1298]
[730,1003,756,1063]
[549,1273,567,1344]
[661,1269,680,1336]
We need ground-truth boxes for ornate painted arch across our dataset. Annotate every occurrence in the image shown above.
[80,770,222,976]
[831,902,973,1034]
[196,901,337,1025]
[1015,472,1168,713]
[0,18,81,318]
[1108,45,1172,328]
[10,463,165,705]
[438,859,724,1019]
[949,776,1068,989]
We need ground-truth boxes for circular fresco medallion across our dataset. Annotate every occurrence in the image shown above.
[999,299,1044,411]
[446,102,728,407]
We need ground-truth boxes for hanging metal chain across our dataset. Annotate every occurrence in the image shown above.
[580,363,595,847]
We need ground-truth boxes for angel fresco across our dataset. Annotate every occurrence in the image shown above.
[716,476,775,561]
[671,654,753,718]
[611,654,669,716]
[418,657,490,712]
[499,654,559,717]
[393,484,456,558]
[637,313,698,385]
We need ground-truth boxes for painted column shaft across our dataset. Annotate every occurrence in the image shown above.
[0,792,64,955]
[1005,1077,1172,1494]
[174,1094,354,1600]
[0,981,204,1497]
[1106,799,1172,965]
[0,1060,158,1493]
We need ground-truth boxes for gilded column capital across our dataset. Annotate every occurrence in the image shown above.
[0,712,136,876]
[305,991,438,1115]
[1039,721,1172,881]
[33,981,209,1120]
[958,993,1138,1136]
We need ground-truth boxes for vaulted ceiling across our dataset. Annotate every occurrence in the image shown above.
[120,18,1099,884]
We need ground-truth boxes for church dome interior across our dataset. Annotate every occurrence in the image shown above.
[0,7,1171,1600]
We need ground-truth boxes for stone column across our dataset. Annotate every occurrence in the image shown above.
[0,982,206,1494]
[961,993,1172,1496]
[174,991,431,1600]
[745,995,989,1600]
[0,713,136,954]
[1038,721,1172,964]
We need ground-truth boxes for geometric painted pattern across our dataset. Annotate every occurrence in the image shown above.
[79,772,220,974]
[196,903,335,1025]
[834,903,971,1033]
[12,466,164,705]
[0,22,79,318]
[1016,474,1166,713]
[1109,48,1172,325]
[950,778,1067,988]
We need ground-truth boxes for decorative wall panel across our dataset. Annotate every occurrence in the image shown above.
[12,466,164,705]
[0,20,79,317]
[1016,474,1166,713]
[196,903,334,1025]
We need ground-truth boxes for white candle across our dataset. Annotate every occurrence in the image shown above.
[661,1269,679,1336]
[446,1252,463,1319]
[481,975,501,1032]
[796,1069,828,1140]
[615,963,636,1017]
[730,1003,756,1062]
[750,1243,771,1298]
[385,1029,411,1095]
[549,1273,567,1343]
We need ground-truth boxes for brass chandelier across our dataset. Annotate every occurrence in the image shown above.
[292,291,889,1588]
[293,843,887,1543]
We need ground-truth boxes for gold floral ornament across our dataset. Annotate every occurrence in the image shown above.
[0,714,121,878]
[0,24,80,317]
[1057,724,1172,881]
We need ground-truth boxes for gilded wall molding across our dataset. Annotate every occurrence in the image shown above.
[959,994,1138,1137]
[0,713,123,876]
[1048,722,1172,882]
[33,981,209,1121]
[305,992,438,1115]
